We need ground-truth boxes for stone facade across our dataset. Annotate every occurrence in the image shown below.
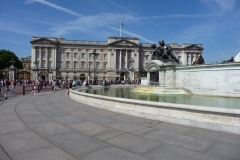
[30,36,203,81]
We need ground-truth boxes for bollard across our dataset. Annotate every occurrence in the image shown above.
[23,85,25,95]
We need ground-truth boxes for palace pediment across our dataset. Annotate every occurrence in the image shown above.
[31,38,57,44]
[183,45,203,50]
[108,39,139,47]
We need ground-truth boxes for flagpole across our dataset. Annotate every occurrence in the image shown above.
[120,21,121,37]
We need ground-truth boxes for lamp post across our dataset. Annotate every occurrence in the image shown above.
[9,58,15,80]
[92,50,98,85]
[88,63,91,81]
[32,60,39,80]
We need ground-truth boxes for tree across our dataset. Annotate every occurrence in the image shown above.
[0,49,23,69]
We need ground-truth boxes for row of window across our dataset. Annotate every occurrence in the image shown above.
[58,62,107,69]
[36,52,108,59]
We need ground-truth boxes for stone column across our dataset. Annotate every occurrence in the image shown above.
[46,48,49,68]
[125,50,127,69]
[135,50,139,70]
[52,47,56,69]
[159,70,162,86]
[119,50,122,69]
[39,47,42,68]
[108,49,111,70]
[31,46,36,68]
[147,72,150,85]
[113,49,116,69]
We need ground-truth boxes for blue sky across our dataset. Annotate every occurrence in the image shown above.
[0,0,239,63]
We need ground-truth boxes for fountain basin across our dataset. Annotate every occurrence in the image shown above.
[70,85,240,135]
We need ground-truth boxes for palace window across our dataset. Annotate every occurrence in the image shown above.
[89,53,92,59]
[48,61,52,68]
[58,62,62,69]
[89,63,92,68]
[66,61,70,69]
[66,52,70,58]
[96,63,99,69]
[49,53,51,57]
[74,53,78,58]
[81,63,84,69]
[74,61,77,69]
[82,53,85,59]
[104,54,107,59]
[103,63,107,69]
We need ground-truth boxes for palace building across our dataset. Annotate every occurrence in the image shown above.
[30,36,203,81]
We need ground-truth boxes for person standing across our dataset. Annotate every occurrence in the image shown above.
[65,80,69,95]
[52,80,56,93]
[0,80,2,96]
[11,79,16,98]
[31,83,36,96]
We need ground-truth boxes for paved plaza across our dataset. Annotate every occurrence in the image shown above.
[0,90,240,160]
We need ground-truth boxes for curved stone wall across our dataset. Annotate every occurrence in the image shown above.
[70,87,240,134]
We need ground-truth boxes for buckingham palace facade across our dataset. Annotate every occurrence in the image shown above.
[30,36,203,81]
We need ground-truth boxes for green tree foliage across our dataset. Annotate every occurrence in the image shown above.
[0,49,23,69]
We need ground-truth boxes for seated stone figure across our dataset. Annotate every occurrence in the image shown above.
[151,40,179,62]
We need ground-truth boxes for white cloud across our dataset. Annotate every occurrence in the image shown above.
[47,13,138,36]
[200,0,235,11]
[108,26,155,43]
[25,0,82,16]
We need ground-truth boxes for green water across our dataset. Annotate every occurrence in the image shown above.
[78,86,240,109]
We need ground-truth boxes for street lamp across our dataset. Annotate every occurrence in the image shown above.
[9,58,15,80]
[32,60,39,80]
[92,49,98,85]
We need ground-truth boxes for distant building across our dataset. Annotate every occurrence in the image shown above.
[18,56,31,79]
[30,36,203,81]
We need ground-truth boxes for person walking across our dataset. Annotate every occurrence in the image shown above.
[31,83,36,96]
[52,80,56,93]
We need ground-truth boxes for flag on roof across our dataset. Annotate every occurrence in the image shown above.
[121,21,124,26]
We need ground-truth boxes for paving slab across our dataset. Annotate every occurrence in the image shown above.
[69,122,110,136]
[0,131,52,157]
[143,130,216,152]
[20,114,52,124]
[11,146,79,160]
[130,127,159,136]
[0,113,19,123]
[143,144,224,160]
[0,146,11,160]
[185,128,240,146]
[205,142,240,160]
[16,109,41,116]
[105,121,147,132]
[46,131,109,157]
[50,114,83,125]
[93,129,125,141]
[28,121,73,137]
[67,110,96,118]
[78,115,119,126]
[106,133,163,154]
[0,121,30,134]
[151,122,194,134]
[80,146,150,160]
[40,109,67,117]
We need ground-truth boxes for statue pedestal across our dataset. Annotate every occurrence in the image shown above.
[144,60,178,87]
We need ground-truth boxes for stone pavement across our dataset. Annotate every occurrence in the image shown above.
[0,91,240,160]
